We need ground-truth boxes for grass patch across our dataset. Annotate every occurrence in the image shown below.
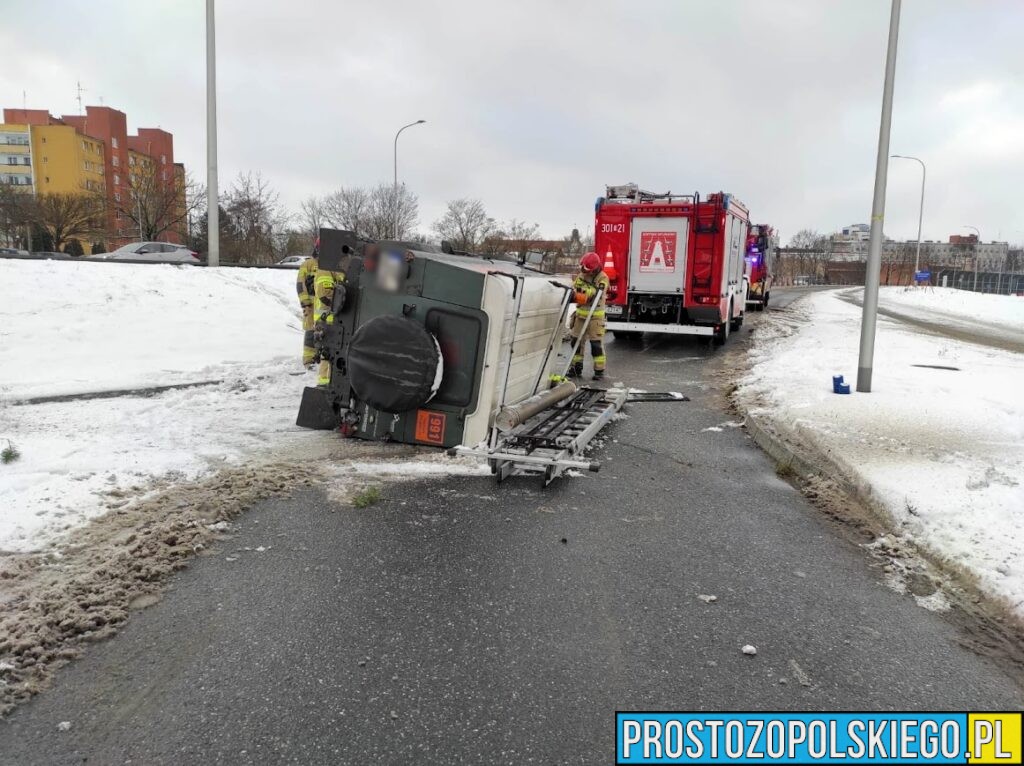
[1,441,20,464]
[775,460,795,479]
[352,485,382,509]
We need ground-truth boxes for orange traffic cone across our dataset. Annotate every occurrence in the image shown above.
[602,249,617,281]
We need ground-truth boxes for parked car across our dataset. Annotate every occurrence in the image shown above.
[103,241,200,264]
[276,255,307,268]
[0,247,30,255]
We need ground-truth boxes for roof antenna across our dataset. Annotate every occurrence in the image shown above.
[22,90,27,110]
[76,80,86,114]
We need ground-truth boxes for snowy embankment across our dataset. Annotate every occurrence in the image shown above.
[0,260,316,553]
[737,289,1024,616]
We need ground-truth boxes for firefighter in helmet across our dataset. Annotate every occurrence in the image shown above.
[312,244,348,387]
[569,251,610,380]
[296,237,320,368]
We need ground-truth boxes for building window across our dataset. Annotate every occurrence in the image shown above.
[114,192,121,202]
[114,174,120,186]
[161,154,166,164]
[111,137,118,149]
[112,155,119,167]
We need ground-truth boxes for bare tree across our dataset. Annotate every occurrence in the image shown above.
[0,185,34,248]
[364,183,418,240]
[34,192,103,251]
[432,198,496,252]
[322,186,373,236]
[101,162,204,243]
[788,229,823,249]
[223,172,289,264]
[298,195,326,238]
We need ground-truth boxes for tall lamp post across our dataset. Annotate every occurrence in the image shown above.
[393,120,426,239]
[964,225,980,291]
[205,0,219,267]
[857,0,902,394]
[890,154,925,282]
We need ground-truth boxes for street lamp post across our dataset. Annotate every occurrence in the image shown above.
[964,225,980,292]
[857,0,902,394]
[393,120,426,239]
[206,0,219,267]
[890,154,925,281]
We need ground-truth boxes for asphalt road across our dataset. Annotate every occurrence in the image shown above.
[3,288,1021,764]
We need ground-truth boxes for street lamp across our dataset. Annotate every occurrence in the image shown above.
[393,120,426,239]
[964,225,980,291]
[206,0,219,267]
[857,0,902,394]
[890,154,925,281]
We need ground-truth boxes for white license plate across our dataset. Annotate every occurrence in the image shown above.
[605,305,623,317]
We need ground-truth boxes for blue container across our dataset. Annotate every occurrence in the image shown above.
[832,374,851,394]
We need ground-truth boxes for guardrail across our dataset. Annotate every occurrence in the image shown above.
[0,252,299,269]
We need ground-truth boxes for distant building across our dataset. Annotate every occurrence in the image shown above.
[0,105,184,251]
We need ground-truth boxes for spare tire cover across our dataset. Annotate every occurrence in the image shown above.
[347,315,442,413]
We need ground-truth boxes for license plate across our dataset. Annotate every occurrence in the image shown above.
[605,305,623,317]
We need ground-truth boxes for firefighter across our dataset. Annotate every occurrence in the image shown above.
[569,251,610,380]
[296,238,320,368]
[312,248,348,387]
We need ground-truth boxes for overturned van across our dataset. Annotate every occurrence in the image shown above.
[296,229,573,449]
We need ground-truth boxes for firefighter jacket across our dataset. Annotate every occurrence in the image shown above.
[297,256,318,310]
[573,270,610,318]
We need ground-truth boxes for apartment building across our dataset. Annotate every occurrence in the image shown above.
[0,105,183,249]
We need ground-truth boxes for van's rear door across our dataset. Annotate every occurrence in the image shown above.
[628,217,688,294]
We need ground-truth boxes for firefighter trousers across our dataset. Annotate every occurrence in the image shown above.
[570,313,606,372]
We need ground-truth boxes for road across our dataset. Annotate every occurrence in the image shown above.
[2,288,1021,764]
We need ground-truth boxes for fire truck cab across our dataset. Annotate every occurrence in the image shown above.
[745,224,776,311]
[595,184,750,344]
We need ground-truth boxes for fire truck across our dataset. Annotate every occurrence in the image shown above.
[745,224,777,311]
[595,184,750,344]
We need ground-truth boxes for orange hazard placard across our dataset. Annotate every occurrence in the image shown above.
[415,410,446,445]
[639,231,677,272]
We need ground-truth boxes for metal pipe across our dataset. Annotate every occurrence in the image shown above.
[857,0,902,394]
[964,225,980,292]
[493,382,577,432]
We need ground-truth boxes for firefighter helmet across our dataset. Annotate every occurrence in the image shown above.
[580,251,601,272]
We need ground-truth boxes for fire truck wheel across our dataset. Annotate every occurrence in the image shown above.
[347,315,442,413]
[730,312,743,331]
[714,303,732,346]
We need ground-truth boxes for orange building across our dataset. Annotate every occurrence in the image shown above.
[1,105,184,249]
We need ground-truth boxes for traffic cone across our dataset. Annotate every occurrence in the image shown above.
[602,249,617,281]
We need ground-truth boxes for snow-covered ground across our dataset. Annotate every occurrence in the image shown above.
[738,289,1024,615]
[878,285,1024,333]
[0,260,327,552]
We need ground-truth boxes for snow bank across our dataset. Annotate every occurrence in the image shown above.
[877,286,1024,339]
[0,260,318,552]
[738,290,1024,616]
[0,260,301,400]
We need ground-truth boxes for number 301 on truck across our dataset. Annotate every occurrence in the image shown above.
[595,183,750,345]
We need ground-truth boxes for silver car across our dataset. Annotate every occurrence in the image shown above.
[104,241,200,264]
[275,255,307,268]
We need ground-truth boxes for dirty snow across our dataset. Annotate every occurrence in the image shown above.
[738,289,1024,616]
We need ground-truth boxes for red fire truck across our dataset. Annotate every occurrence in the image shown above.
[595,184,750,344]
[745,224,776,311]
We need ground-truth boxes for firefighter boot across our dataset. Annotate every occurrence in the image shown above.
[592,369,606,381]
[567,361,583,379]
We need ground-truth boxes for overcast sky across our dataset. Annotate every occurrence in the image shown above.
[2,0,1022,244]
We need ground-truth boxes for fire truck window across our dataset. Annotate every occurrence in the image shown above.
[425,309,481,407]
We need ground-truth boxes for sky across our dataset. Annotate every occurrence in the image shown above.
[2,0,1022,245]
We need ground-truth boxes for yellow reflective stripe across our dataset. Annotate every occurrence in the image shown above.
[317,378,330,385]
[315,276,334,288]
[593,355,606,363]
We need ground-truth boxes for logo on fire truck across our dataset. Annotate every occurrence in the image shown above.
[638,232,677,273]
